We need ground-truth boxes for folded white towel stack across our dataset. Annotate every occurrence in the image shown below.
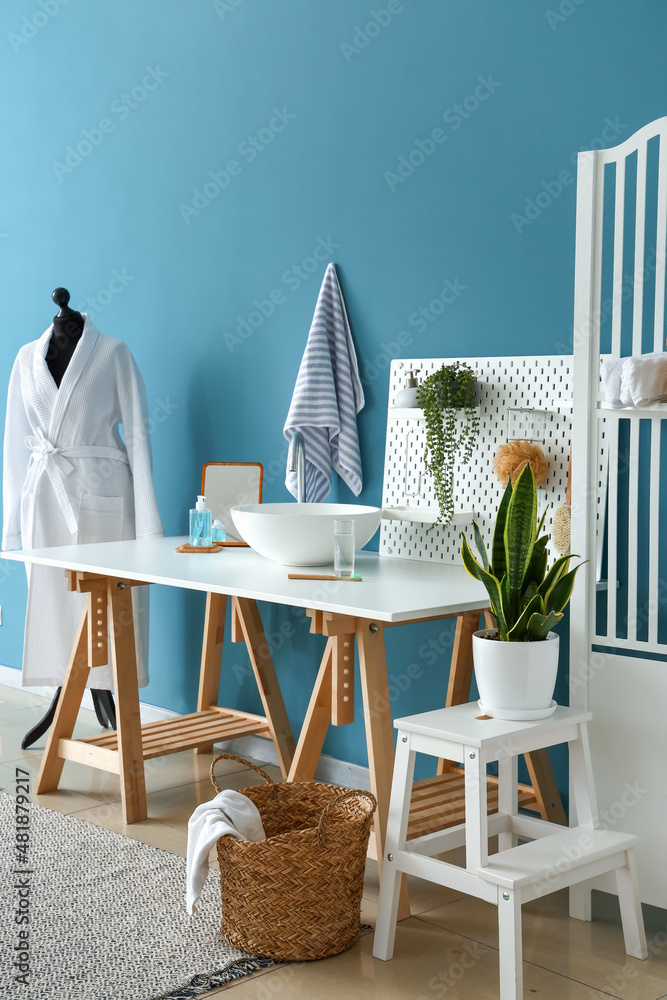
[284,263,365,502]
[600,357,624,408]
[186,789,265,914]
[601,352,667,407]
[621,353,667,407]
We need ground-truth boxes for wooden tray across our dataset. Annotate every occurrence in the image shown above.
[174,543,224,553]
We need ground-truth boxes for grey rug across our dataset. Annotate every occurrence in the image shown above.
[0,791,274,999]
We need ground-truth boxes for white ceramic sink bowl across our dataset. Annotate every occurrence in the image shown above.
[230,503,382,567]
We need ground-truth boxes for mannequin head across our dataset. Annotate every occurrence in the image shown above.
[47,287,85,382]
[51,287,84,345]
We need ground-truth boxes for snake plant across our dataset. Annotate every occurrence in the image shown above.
[461,464,584,641]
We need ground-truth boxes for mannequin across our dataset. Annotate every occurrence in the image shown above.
[46,287,85,387]
[23,291,116,747]
[3,288,163,747]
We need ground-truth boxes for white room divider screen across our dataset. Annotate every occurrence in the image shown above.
[571,116,667,908]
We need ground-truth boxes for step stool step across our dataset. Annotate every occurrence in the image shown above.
[478,827,638,890]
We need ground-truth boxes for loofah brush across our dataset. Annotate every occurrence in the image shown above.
[493,439,549,487]
[552,448,572,554]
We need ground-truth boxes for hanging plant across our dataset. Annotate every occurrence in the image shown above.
[416,361,479,529]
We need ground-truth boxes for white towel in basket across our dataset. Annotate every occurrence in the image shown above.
[186,790,265,914]
[283,263,365,502]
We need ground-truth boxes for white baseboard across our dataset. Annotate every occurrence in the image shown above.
[0,665,370,790]
[0,664,177,723]
[214,734,371,791]
[0,664,98,714]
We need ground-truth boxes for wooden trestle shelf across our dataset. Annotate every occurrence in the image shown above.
[70,708,271,764]
[407,771,539,841]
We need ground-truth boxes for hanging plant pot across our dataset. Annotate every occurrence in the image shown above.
[416,361,479,529]
[472,629,559,720]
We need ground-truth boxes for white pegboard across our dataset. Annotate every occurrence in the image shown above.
[380,356,573,563]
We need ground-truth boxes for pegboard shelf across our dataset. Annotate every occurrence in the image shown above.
[388,407,425,419]
[505,400,573,412]
[549,398,573,410]
[388,406,480,420]
[382,506,475,526]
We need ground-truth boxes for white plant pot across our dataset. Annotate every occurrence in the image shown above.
[472,629,559,721]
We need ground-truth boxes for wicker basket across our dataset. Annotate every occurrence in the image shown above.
[210,753,377,961]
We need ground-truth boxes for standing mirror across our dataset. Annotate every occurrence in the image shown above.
[201,462,263,546]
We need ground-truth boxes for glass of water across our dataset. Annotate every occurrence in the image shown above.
[334,519,355,578]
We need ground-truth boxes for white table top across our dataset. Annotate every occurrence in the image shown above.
[394,701,593,746]
[1,537,488,623]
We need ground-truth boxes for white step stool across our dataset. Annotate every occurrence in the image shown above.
[372,703,647,1000]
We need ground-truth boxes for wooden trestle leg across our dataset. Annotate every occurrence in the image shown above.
[108,580,147,824]
[35,600,91,795]
[231,596,296,778]
[525,744,568,825]
[288,638,334,783]
[356,618,411,921]
[196,592,227,754]
[437,609,480,774]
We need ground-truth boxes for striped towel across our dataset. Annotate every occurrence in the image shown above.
[284,263,365,502]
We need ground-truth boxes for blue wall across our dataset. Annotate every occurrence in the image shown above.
[1,0,666,789]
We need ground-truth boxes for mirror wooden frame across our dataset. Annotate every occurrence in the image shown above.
[201,462,263,546]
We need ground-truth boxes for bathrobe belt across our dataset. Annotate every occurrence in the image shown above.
[25,430,131,536]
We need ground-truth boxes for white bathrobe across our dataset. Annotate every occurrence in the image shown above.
[2,315,163,688]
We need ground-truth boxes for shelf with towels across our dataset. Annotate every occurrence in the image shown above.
[596,400,667,415]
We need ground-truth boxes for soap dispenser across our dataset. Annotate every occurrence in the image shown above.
[211,518,226,543]
[189,495,212,547]
[393,368,421,407]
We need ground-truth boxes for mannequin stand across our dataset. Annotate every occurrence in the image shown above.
[22,688,116,750]
[92,689,117,730]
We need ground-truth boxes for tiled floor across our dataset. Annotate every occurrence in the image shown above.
[2,683,666,999]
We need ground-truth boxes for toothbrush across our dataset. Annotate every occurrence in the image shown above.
[287,574,362,581]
